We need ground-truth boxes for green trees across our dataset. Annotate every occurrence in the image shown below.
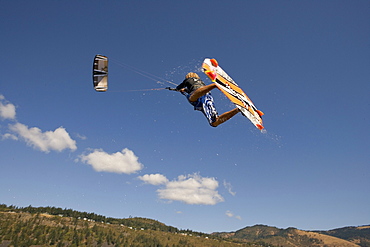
[0,204,256,247]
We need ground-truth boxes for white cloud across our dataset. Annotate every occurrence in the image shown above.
[1,133,18,140]
[226,210,234,218]
[138,173,168,185]
[80,148,143,174]
[158,173,224,205]
[0,95,16,120]
[226,210,242,220]
[76,133,87,140]
[9,122,77,153]
[223,180,236,196]
[140,173,224,205]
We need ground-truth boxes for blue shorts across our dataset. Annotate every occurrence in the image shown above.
[187,93,218,126]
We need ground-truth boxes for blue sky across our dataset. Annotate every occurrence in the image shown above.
[1,0,369,233]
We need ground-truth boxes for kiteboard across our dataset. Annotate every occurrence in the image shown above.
[202,58,264,130]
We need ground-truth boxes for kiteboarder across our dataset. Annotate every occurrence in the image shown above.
[176,72,240,127]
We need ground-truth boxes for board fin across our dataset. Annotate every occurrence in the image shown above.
[210,58,218,67]
[256,110,264,117]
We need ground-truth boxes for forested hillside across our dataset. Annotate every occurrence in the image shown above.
[2,204,367,247]
[0,204,266,247]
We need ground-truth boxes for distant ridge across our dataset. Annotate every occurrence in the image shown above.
[213,224,370,247]
[315,225,370,247]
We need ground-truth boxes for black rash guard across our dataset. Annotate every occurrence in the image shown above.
[176,77,206,94]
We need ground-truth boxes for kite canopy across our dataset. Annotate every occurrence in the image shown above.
[93,55,108,92]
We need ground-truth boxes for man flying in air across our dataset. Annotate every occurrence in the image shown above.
[175,72,240,127]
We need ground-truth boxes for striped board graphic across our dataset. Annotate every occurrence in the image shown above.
[202,58,264,130]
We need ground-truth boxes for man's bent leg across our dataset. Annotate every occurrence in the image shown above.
[211,108,240,127]
[188,84,217,102]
